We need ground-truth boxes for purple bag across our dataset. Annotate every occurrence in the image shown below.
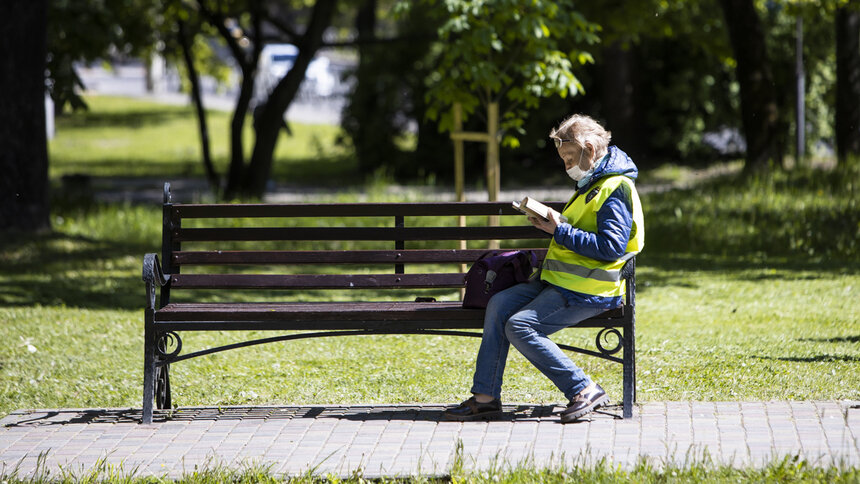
[462,250,538,309]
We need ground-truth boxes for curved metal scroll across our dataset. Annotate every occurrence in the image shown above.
[595,327,623,356]
[155,331,182,359]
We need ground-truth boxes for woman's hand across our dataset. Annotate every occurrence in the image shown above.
[528,209,562,235]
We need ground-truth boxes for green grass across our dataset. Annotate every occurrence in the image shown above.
[3,95,859,419]
[49,96,355,185]
[1,452,857,483]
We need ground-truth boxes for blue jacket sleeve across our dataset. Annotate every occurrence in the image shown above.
[552,186,633,261]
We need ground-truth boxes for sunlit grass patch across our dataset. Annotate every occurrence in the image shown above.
[0,449,856,483]
[49,95,354,185]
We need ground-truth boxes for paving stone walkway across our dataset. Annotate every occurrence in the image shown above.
[1,401,858,479]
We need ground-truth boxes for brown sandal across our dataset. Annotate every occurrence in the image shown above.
[444,396,502,421]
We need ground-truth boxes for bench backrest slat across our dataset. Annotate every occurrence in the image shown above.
[173,249,549,266]
[161,201,564,300]
[173,201,566,219]
[174,226,548,243]
[170,273,467,290]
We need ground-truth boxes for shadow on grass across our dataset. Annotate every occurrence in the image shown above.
[799,335,860,344]
[58,106,194,130]
[752,354,860,363]
[0,232,151,311]
[55,159,207,178]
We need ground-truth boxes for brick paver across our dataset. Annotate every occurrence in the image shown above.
[1,402,857,479]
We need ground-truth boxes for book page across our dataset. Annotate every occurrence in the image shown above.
[513,197,568,223]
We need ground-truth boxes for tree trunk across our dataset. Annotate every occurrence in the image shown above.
[351,0,387,173]
[602,42,645,162]
[178,19,219,193]
[0,0,50,232]
[200,0,263,200]
[223,63,257,198]
[836,1,860,166]
[718,0,782,173]
[243,0,337,197]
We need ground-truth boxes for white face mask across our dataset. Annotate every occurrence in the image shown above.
[565,148,593,181]
[566,165,592,181]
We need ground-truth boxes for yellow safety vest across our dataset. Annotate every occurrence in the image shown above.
[541,175,644,297]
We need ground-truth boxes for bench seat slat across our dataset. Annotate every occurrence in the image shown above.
[174,226,547,242]
[170,273,466,289]
[172,249,549,266]
[154,302,624,328]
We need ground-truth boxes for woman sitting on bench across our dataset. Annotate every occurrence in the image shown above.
[444,114,645,423]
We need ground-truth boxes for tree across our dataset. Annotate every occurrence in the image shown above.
[244,0,337,196]
[0,0,50,232]
[47,0,158,113]
[176,17,218,190]
[193,0,337,198]
[421,0,599,147]
[340,1,444,179]
[836,0,860,165]
[342,0,397,175]
[194,0,265,198]
[572,0,737,165]
[407,0,599,199]
[718,0,782,173]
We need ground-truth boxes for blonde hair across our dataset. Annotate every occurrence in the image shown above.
[550,114,611,160]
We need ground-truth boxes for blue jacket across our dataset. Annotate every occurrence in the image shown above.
[551,145,638,309]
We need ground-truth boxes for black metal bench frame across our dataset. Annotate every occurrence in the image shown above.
[142,183,637,424]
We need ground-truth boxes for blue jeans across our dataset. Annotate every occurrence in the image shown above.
[470,279,606,401]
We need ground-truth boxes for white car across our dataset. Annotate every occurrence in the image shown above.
[253,44,336,106]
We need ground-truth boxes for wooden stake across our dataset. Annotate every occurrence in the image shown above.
[487,102,500,249]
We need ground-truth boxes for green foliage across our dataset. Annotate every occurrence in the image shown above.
[340,2,447,179]
[160,2,235,96]
[47,0,159,113]
[759,0,839,163]
[417,0,600,146]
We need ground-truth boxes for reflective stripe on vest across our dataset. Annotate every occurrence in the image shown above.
[542,251,635,283]
[540,176,644,297]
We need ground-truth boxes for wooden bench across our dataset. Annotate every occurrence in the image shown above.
[142,183,638,424]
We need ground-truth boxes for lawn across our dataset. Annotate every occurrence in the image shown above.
[47,96,355,185]
[2,95,859,419]
[2,452,856,483]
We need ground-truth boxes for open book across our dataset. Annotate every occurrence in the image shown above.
[512,196,568,223]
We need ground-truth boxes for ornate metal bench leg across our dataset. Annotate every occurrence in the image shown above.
[142,322,156,424]
[622,323,636,419]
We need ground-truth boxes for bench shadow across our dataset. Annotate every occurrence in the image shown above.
[798,335,860,344]
[751,354,860,363]
[5,404,624,427]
